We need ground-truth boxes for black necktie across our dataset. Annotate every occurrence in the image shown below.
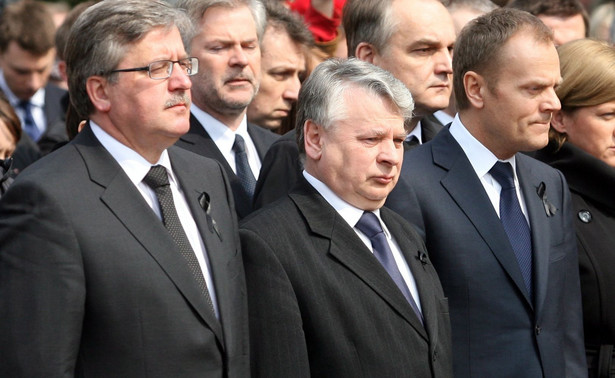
[404,135,420,151]
[490,162,533,298]
[232,134,257,199]
[143,165,217,317]
[356,211,423,324]
[18,100,40,141]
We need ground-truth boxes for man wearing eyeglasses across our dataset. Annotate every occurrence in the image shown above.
[0,1,248,376]
[175,0,279,219]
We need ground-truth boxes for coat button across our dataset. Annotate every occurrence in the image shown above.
[535,325,541,335]
[578,210,592,223]
[433,350,438,361]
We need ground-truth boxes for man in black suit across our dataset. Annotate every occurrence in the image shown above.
[175,0,278,219]
[386,8,586,377]
[0,1,248,376]
[241,58,452,377]
[0,0,68,166]
[253,0,455,209]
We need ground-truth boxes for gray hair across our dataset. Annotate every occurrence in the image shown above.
[65,0,194,119]
[176,0,266,41]
[343,0,397,57]
[296,58,414,155]
[447,0,498,13]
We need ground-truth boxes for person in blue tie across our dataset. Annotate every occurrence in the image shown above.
[385,8,586,378]
[0,0,68,164]
[240,58,452,377]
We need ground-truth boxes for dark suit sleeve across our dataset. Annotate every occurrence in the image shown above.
[558,172,587,377]
[253,138,301,210]
[0,181,84,376]
[240,228,310,378]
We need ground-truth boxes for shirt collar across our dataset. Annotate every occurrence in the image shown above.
[303,170,388,237]
[191,104,249,152]
[407,121,423,144]
[449,114,517,179]
[90,121,175,186]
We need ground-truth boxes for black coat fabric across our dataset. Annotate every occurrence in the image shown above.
[536,141,615,377]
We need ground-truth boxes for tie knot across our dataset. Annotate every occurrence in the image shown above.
[143,165,169,189]
[18,100,31,110]
[233,134,247,153]
[355,211,384,239]
[490,161,515,189]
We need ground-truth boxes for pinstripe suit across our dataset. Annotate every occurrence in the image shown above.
[240,176,452,378]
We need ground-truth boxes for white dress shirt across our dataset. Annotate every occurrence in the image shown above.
[191,104,261,178]
[91,122,220,317]
[303,170,422,312]
[449,114,530,223]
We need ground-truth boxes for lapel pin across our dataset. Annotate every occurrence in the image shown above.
[536,182,557,217]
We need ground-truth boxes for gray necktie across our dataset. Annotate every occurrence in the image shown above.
[143,165,217,317]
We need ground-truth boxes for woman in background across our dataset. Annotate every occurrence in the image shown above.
[535,38,615,378]
[0,92,21,197]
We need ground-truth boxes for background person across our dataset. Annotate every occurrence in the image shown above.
[535,38,615,378]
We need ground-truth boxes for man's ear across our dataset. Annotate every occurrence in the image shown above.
[86,76,112,113]
[464,71,486,109]
[355,42,377,64]
[304,119,324,161]
[550,110,567,134]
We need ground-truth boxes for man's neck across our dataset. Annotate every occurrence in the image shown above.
[195,102,246,131]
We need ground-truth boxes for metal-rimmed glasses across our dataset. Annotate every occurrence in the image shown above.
[106,57,199,80]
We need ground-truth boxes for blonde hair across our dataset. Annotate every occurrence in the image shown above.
[551,39,615,147]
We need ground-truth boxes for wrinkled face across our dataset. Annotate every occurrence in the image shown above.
[560,101,615,167]
[189,6,261,118]
[538,13,585,46]
[0,119,16,159]
[247,26,305,130]
[306,87,406,211]
[373,0,455,117]
[100,27,192,159]
[0,41,55,100]
[477,31,561,159]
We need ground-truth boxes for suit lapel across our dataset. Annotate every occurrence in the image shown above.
[75,126,225,345]
[179,114,235,175]
[433,130,533,306]
[247,122,270,160]
[516,155,551,314]
[290,179,427,338]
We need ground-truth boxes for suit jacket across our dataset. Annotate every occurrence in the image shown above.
[37,84,70,155]
[9,84,68,172]
[241,177,453,378]
[252,129,300,210]
[385,127,586,378]
[175,114,279,219]
[421,113,444,141]
[0,125,249,377]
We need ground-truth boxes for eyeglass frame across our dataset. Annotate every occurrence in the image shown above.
[103,57,199,80]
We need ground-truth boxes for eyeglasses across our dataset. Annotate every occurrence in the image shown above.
[107,57,199,80]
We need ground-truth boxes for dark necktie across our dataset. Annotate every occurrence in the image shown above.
[232,134,257,199]
[18,100,40,141]
[356,211,423,324]
[490,162,533,298]
[143,165,217,317]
